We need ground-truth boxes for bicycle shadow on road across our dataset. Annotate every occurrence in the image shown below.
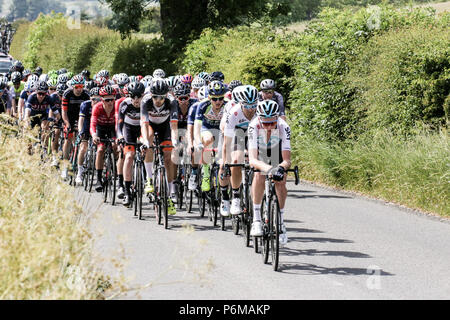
[277,262,394,276]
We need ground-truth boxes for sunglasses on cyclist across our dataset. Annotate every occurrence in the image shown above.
[152,95,165,100]
[37,92,47,96]
[262,90,274,94]
[49,87,56,91]
[211,96,224,102]
[74,84,84,89]
[103,98,115,103]
[243,103,257,109]
[91,97,101,102]
[177,96,189,101]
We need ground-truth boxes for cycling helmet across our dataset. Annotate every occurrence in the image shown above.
[231,85,244,103]
[39,74,49,82]
[136,75,143,82]
[11,71,22,83]
[207,80,227,96]
[57,74,68,84]
[71,74,86,86]
[127,82,145,97]
[90,87,100,97]
[26,80,38,92]
[47,78,58,88]
[117,74,130,87]
[34,67,43,76]
[12,61,24,73]
[56,83,69,95]
[173,83,191,97]
[191,76,206,89]
[228,80,243,92]
[210,71,225,82]
[95,76,108,87]
[198,86,208,100]
[236,85,258,106]
[256,100,279,118]
[22,69,31,79]
[260,79,276,91]
[99,85,116,97]
[81,69,90,79]
[98,69,110,79]
[181,73,193,84]
[153,68,166,78]
[166,76,180,89]
[29,74,39,83]
[58,68,68,75]
[37,81,49,92]
[197,72,209,80]
[150,78,169,95]
[128,75,139,83]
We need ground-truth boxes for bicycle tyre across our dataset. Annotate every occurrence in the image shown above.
[137,161,144,220]
[261,197,270,264]
[270,194,281,271]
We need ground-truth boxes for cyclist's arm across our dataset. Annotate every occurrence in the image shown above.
[89,105,98,138]
[193,103,205,147]
[61,96,70,127]
[170,100,179,146]
[248,147,272,173]
[140,99,150,146]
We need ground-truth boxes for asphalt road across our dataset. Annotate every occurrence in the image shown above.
[75,180,450,300]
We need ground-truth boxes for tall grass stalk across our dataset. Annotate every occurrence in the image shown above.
[0,121,110,299]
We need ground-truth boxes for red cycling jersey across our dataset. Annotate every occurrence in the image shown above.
[90,102,116,136]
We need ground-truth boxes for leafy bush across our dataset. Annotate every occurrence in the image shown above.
[347,22,450,134]
[11,13,176,75]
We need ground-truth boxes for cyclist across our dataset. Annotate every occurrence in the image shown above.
[0,79,13,116]
[48,82,67,166]
[258,79,286,120]
[224,80,242,101]
[90,85,118,192]
[18,79,38,121]
[140,78,178,215]
[186,86,207,191]
[222,85,258,216]
[153,68,166,79]
[75,87,101,185]
[190,76,205,99]
[248,100,292,245]
[61,75,90,180]
[170,83,198,199]
[117,82,145,206]
[114,79,130,199]
[193,80,228,200]
[24,81,57,146]
[9,71,23,116]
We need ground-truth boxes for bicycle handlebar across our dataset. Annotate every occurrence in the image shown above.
[252,166,300,185]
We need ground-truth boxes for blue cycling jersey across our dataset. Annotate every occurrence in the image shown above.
[79,100,92,135]
[194,99,224,131]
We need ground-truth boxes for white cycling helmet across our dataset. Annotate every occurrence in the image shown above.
[256,100,279,119]
[260,79,276,91]
[153,68,166,78]
[191,76,206,89]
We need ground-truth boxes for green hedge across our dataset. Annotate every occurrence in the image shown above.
[11,13,177,75]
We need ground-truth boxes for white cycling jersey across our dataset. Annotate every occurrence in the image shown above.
[223,103,256,138]
[248,117,291,152]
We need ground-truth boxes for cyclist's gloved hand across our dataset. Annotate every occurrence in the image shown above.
[117,138,125,146]
[195,143,204,152]
[269,166,285,181]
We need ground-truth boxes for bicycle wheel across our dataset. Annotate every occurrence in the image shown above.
[270,194,281,271]
[110,152,117,205]
[160,166,169,229]
[261,197,270,264]
[133,160,139,217]
[155,168,162,225]
[88,147,96,193]
[136,161,144,220]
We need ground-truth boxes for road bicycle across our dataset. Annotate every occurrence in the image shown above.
[100,138,117,205]
[150,132,173,229]
[254,166,299,271]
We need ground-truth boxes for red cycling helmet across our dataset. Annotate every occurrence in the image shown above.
[99,85,116,97]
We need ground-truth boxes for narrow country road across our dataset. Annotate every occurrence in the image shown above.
[75,180,450,300]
